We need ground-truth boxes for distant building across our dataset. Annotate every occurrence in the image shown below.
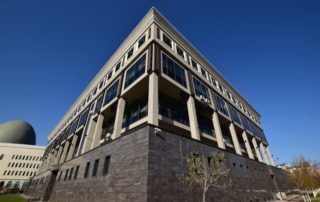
[26,8,289,202]
[0,121,45,190]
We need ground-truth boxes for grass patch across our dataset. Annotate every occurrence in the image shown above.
[0,194,27,202]
[311,196,320,202]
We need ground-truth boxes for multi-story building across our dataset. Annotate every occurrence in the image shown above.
[0,121,45,190]
[26,8,289,202]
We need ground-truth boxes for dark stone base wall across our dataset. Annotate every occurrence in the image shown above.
[147,126,289,202]
[27,126,150,202]
[27,125,289,202]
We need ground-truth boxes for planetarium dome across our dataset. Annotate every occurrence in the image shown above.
[0,120,36,145]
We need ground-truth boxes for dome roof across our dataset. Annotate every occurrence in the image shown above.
[0,120,36,145]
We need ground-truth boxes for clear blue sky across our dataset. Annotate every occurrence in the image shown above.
[0,1,319,164]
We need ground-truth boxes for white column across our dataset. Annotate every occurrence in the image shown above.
[242,131,254,159]
[66,135,78,161]
[212,111,226,149]
[187,96,200,140]
[54,146,63,165]
[83,118,97,153]
[148,73,159,126]
[266,146,276,166]
[91,114,105,149]
[59,141,70,164]
[229,123,242,155]
[112,97,126,139]
[252,138,263,162]
[260,143,270,165]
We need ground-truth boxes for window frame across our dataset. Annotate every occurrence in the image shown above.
[122,51,148,93]
[160,52,189,91]
[192,76,211,103]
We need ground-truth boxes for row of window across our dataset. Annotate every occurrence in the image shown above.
[2,170,36,177]
[11,155,42,161]
[157,27,260,126]
[7,162,40,169]
[30,174,51,186]
[57,156,110,182]
[160,52,267,142]
[52,27,151,144]
[45,53,148,157]
[0,154,42,161]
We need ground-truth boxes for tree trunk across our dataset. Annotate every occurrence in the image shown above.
[202,190,206,202]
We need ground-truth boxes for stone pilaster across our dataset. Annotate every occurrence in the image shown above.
[212,111,226,149]
[229,123,242,155]
[252,137,263,162]
[112,97,126,139]
[186,96,200,140]
[58,141,70,164]
[266,146,276,166]
[260,142,270,165]
[148,73,159,126]
[242,131,254,159]
[66,135,78,161]
[91,114,105,149]
[83,117,97,153]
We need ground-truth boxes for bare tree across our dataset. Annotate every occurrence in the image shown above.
[179,152,231,202]
[287,156,320,201]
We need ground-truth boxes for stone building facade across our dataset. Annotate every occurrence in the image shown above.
[26,7,289,202]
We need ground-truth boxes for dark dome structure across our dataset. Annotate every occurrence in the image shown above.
[0,120,36,145]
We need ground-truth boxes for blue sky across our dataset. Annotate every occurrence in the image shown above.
[0,1,319,164]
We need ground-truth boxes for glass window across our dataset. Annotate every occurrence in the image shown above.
[122,95,148,128]
[162,53,187,87]
[124,54,146,88]
[103,156,110,175]
[215,95,229,117]
[69,167,74,180]
[92,159,99,177]
[163,34,172,48]
[115,62,121,72]
[107,71,113,80]
[84,162,90,178]
[94,96,103,114]
[127,48,134,59]
[138,35,146,48]
[74,165,79,179]
[240,113,251,132]
[77,110,89,128]
[103,80,119,106]
[191,59,197,69]
[64,169,69,181]
[218,83,224,92]
[98,81,103,89]
[156,28,160,39]
[70,119,79,135]
[201,68,206,77]
[176,46,184,59]
[193,77,210,102]
[228,104,242,126]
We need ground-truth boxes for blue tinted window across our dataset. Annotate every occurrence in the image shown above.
[228,104,242,126]
[193,77,210,101]
[69,118,79,135]
[215,95,229,117]
[77,110,89,128]
[94,96,103,114]
[124,54,146,88]
[240,113,251,132]
[162,54,186,87]
[103,80,119,106]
